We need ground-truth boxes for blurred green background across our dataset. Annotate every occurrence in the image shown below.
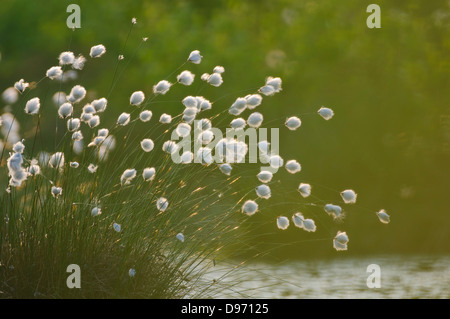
[0,0,449,259]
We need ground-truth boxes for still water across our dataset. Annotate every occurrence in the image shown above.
[203,255,449,298]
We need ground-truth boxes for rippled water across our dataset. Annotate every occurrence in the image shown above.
[202,255,450,298]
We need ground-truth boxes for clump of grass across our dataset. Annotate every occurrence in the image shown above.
[0,19,389,299]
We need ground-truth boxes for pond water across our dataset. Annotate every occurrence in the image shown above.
[202,255,449,298]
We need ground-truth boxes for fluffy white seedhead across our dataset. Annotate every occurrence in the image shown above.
[67,85,86,103]
[130,91,145,106]
[88,115,100,128]
[49,152,65,169]
[88,164,98,173]
[182,96,198,108]
[198,130,214,145]
[213,66,225,74]
[72,130,83,141]
[140,139,154,152]
[156,197,169,212]
[285,116,301,130]
[67,118,81,132]
[176,233,185,243]
[298,183,311,198]
[159,113,172,124]
[231,98,247,113]
[318,107,334,120]
[269,154,284,169]
[324,204,343,219]
[80,112,92,123]
[72,55,86,70]
[46,66,63,80]
[83,104,96,114]
[228,107,243,116]
[58,103,73,119]
[201,73,210,81]
[242,200,258,216]
[196,147,213,165]
[175,123,191,138]
[196,118,212,131]
[177,70,195,86]
[257,170,273,183]
[245,94,263,109]
[188,50,202,64]
[14,79,29,93]
[12,141,25,154]
[292,213,305,228]
[199,98,212,111]
[117,112,131,126]
[302,218,317,232]
[265,76,282,93]
[259,85,275,96]
[2,87,18,104]
[143,167,156,181]
[92,98,108,113]
[376,209,390,224]
[277,216,290,230]
[113,223,121,232]
[91,207,102,217]
[28,161,41,176]
[58,51,75,65]
[230,118,246,130]
[285,159,301,174]
[90,44,106,58]
[256,184,271,199]
[52,92,67,107]
[340,189,357,204]
[207,73,223,87]
[180,151,193,164]
[247,112,263,128]
[98,128,109,137]
[153,80,172,95]
[333,231,349,251]
[70,162,79,168]
[219,163,232,176]
[51,186,63,198]
[162,140,178,154]
[24,97,40,115]
[121,168,137,185]
[139,110,152,122]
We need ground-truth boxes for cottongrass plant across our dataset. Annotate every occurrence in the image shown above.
[0,22,389,298]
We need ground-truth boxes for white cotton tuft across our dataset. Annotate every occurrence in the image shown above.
[182,96,198,108]
[175,123,191,138]
[242,200,258,216]
[198,130,214,145]
[231,97,247,112]
[277,216,289,230]
[324,204,343,219]
[298,183,311,198]
[91,207,102,217]
[72,55,86,70]
[120,168,137,185]
[196,147,213,165]
[213,66,225,74]
[228,107,243,116]
[88,164,98,173]
[49,152,65,169]
[92,98,108,113]
[28,162,41,176]
[88,115,100,128]
[219,163,232,176]
[247,112,263,128]
[176,233,185,242]
[70,161,79,168]
[207,73,223,87]
[130,91,145,106]
[259,85,275,96]
[153,80,172,95]
[139,110,152,122]
[73,139,84,155]
[230,118,246,130]
[58,103,73,119]
[52,92,67,107]
[2,87,18,104]
[196,118,212,131]
[142,167,156,181]
[245,94,263,109]
[51,186,63,198]
[98,128,109,137]
[140,139,154,152]
[376,209,390,224]
[90,44,106,58]
[318,107,334,120]
[201,73,210,81]
[83,104,96,114]
[162,140,178,154]
[58,51,75,65]
[180,151,193,164]
[71,131,83,141]
[333,231,349,251]
[113,223,121,232]
[269,154,284,169]
[257,141,270,154]
[12,141,25,154]
[340,189,357,204]
[67,118,81,132]
[256,184,271,199]
[46,66,63,80]
[177,70,195,86]
[188,50,202,64]
[117,112,131,126]
[159,113,172,124]
[199,98,212,111]
[257,170,273,183]
[292,213,305,228]
[156,197,169,212]
[265,76,282,93]
[285,116,301,130]
[14,79,29,93]
[67,85,86,103]
[24,97,40,115]
[285,159,301,174]
[302,218,317,232]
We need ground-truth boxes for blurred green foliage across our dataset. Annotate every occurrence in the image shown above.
[0,0,449,259]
